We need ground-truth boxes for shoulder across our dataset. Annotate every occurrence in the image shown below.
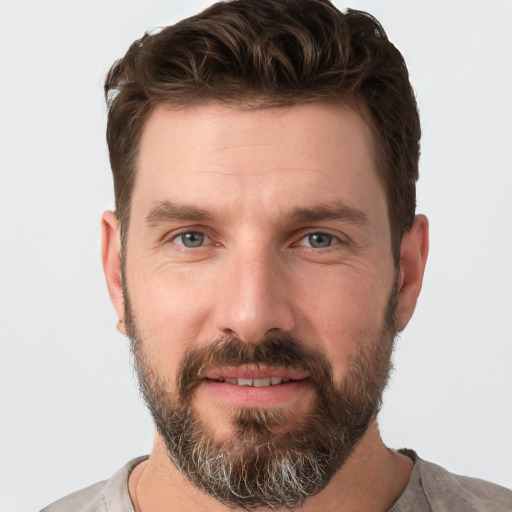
[417,458,512,511]
[40,456,148,512]
[40,480,108,512]
[393,450,512,512]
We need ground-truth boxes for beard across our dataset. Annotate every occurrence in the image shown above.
[124,284,397,510]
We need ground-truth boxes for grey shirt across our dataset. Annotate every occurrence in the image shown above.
[40,452,512,511]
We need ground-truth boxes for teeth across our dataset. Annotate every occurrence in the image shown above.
[217,377,289,386]
[253,378,271,387]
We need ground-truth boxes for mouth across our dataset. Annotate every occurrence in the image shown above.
[204,366,308,385]
[200,366,310,408]
[208,377,296,387]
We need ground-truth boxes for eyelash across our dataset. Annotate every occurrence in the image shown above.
[296,232,342,249]
[167,230,344,250]
[170,230,213,248]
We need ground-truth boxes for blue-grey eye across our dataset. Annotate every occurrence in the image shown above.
[305,233,334,248]
[175,232,205,248]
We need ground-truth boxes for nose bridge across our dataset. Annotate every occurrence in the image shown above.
[214,241,295,342]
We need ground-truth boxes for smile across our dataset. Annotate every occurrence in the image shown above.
[202,367,310,407]
[209,377,294,387]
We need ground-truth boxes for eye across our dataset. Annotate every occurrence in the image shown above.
[173,231,209,248]
[299,232,338,249]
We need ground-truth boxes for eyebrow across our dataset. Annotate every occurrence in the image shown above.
[290,202,369,225]
[146,201,214,225]
[145,199,369,227]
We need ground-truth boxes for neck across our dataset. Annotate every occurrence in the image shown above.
[129,421,413,512]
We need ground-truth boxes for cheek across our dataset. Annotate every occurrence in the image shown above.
[127,267,216,388]
[297,269,393,381]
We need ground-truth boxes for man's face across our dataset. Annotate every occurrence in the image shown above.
[111,101,405,507]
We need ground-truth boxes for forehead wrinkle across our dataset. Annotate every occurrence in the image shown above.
[198,163,339,180]
[214,143,280,153]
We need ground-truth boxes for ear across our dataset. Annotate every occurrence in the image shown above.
[395,214,429,332]
[101,211,126,334]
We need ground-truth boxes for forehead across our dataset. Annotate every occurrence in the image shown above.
[133,100,386,225]
[139,100,376,167]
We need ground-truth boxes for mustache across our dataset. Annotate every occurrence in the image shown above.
[176,334,336,401]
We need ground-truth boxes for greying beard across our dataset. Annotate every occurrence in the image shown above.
[124,282,397,509]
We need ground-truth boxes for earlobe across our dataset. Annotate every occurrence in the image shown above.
[395,215,429,332]
[101,211,126,333]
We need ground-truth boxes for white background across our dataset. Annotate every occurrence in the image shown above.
[1,1,511,510]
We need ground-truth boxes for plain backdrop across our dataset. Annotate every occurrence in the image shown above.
[1,1,511,510]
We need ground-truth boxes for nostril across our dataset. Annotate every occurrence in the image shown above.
[214,287,296,343]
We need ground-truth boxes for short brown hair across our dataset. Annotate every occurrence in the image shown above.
[105,0,420,262]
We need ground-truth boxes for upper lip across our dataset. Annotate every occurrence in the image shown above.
[204,365,309,381]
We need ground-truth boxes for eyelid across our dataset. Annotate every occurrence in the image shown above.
[298,232,339,248]
[160,227,212,247]
[161,227,347,249]
[175,231,210,247]
[294,229,346,247]
[172,228,213,244]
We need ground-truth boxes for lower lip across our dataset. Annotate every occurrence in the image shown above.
[202,379,309,408]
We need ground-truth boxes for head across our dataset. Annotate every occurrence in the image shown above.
[105,0,420,265]
[101,0,428,509]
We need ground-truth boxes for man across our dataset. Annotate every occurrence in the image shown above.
[41,0,512,510]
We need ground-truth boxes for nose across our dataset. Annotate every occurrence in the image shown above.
[213,248,296,343]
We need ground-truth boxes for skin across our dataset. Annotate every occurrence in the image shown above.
[102,101,429,511]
